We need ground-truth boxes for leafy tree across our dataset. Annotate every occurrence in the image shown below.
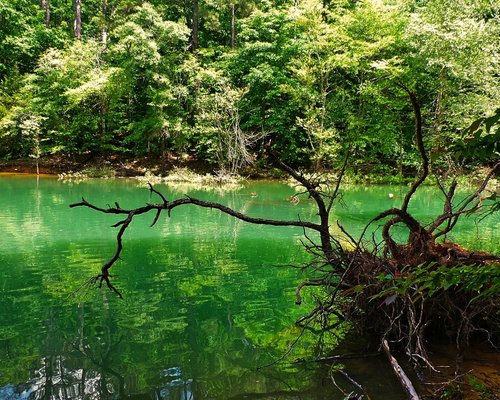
[401,0,500,169]
[0,1,66,80]
[19,112,45,174]
[0,0,499,173]
[222,1,409,168]
[108,2,191,154]
[221,7,312,164]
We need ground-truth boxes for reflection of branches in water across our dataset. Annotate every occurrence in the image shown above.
[72,304,122,396]
[67,275,110,302]
[157,180,245,195]
[227,389,306,400]
[231,194,251,243]
[0,345,193,399]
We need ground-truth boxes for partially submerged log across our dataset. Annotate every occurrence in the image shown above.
[382,340,420,400]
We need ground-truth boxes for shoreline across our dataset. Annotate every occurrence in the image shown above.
[0,156,186,177]
[0,157,496,188]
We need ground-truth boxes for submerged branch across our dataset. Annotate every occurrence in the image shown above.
[382,340,420,400]
[293,352,380,364]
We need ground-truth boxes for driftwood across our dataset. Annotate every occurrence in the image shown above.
[382,340,420,400]
[70,181,326,298]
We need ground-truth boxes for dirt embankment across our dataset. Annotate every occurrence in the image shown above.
[0,158,67,175]
[0,155,215,177]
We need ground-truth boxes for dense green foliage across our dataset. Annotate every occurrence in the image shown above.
[1,0,499,171]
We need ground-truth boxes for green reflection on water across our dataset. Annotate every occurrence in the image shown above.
[0,176,498,399]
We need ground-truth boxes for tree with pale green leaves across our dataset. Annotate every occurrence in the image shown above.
[0,0,499,172]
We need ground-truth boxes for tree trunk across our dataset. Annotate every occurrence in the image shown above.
[230,2,235,49]
[40,0,50,28]
[101,0,108,46]
[74,0,82,40]
[192,0,199,51]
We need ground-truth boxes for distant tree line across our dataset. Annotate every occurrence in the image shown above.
[1,0,499,172]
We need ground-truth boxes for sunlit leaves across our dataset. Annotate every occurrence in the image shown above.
[373,262,499,303]
[0,0,499,170]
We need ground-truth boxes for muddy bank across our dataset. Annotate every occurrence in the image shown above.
[0,155,215,177]
[0,158,70,175]
[420,341,500,399]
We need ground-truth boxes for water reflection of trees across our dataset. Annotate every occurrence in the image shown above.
[0,288,332,400]
[0,354,195,400]
[0,235,318,399]
[0,304,195,400]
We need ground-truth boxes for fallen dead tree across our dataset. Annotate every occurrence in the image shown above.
[70,88,499,398]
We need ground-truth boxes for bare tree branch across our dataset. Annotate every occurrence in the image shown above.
[433,162,499,239]
[266,146,334,258]
[396,84,429,213]
[70,191,326,293]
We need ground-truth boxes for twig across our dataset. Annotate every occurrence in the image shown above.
[293,352,380,364]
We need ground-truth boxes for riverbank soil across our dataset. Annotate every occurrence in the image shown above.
[0,154,215,176]
[421,341,500,399]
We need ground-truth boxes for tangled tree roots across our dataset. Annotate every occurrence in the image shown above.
[335,241,499,366]
[294,87,500,373]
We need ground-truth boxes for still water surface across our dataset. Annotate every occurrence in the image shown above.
[0,175,498,399]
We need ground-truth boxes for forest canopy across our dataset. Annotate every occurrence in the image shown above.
[0,0,499,172]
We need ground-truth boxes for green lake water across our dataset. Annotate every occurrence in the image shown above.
[0,175,498,399]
